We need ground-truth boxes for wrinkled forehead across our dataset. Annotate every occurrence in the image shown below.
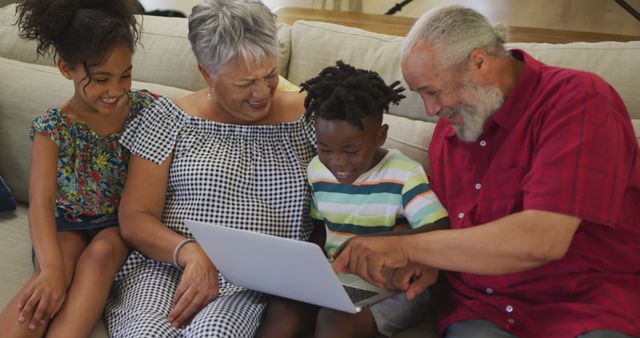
[402,41,449,72]
[221,54,278,78]
[401,41,455,89]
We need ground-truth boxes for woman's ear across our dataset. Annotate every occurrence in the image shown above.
[56,58,74,80]
[377,123,389,147]
[198,64,214,87]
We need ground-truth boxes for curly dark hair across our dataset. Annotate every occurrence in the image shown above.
[15,0,142,85]
[300,60,405,130]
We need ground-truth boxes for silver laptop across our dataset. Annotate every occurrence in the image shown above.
[185,219,396,313]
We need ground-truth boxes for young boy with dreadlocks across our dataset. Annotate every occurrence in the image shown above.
[256,61,449,338]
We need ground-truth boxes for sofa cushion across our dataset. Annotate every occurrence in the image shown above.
[287,20,640,124]
[0,4,48,67]
[633,120,640,147]
[508,41,640,120]
[383,114,434,171]
[0,56,192,203]
[0,205,32,307]
[0,176,16,211]
[0,4,293,92]
[286,21,428,123]
[131,14,204,91]
[277,22,292,79]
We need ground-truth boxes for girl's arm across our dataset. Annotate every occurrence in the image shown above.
[20,133,66,327]
[29,134,61,273]
[118,154,219,328]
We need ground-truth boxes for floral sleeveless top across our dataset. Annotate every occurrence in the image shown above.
[29,89,159,219]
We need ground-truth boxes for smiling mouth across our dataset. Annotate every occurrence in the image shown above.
[102,97,117,104]
[440,110,463,125]
[248,99,268,109]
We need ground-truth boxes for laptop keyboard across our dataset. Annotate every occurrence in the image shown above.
[343,285,379,303]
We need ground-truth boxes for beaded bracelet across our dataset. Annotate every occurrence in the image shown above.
[172,238,196,270]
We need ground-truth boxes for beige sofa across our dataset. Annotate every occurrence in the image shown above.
[1,4,639,337]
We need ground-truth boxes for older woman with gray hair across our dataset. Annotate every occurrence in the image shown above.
[105,0,316,336]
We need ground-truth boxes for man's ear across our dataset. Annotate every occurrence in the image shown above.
[378,123,389,146]
[467,48,491,83]
[56,58,74,80]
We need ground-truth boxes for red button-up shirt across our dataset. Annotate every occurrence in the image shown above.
[429,50,640,337]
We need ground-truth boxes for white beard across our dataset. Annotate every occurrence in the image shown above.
[443,78,504,142]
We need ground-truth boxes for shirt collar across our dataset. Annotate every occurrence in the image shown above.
[441,49,542,138]
[491,49,541,131]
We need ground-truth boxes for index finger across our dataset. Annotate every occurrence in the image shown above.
[332,236,352,260]
[168,286,195,327]
[330,243,351,274]
[405,272,434,301]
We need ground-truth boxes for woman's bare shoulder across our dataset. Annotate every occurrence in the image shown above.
[275,90,306,121]
[172,90,207,117]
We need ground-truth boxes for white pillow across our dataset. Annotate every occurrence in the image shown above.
[383,113,435,172]
[632,119,640,147]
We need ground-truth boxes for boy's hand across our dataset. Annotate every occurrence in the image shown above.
[18,268,66,330]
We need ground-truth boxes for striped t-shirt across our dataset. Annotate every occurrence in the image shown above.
[308,149,448,258]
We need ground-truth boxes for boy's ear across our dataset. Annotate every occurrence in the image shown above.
[56,58,74,80]
[377,123,389,146]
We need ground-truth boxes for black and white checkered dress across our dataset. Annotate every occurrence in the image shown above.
[104,97,316,337]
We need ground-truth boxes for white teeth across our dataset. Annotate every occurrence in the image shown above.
[102,97,117,104]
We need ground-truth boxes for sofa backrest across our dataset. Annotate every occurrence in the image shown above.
[286,20,640,122]
[0,4,293,91]
[1,4,639,203]
[0,4,293,202]
[284,20,640,173]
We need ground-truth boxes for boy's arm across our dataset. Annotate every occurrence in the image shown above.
[308,218,326,248]
[400,164,449,231]
[393,216,450,235]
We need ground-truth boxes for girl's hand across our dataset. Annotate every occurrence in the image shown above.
[18,268,66,330]
[168,242,219,328]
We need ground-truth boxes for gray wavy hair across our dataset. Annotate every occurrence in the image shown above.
[188,0,278,78]
[402,5,509,71]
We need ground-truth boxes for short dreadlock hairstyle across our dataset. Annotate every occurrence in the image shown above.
[300,60,405,130]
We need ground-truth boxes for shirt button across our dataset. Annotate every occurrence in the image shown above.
[475,183,481,190]
[485,288,493,294]
[458,212,464,219]
[506,305,514,313]
[480,140,487,147]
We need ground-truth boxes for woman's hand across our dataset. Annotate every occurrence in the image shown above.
[168,242,219,327]
[18,268,66,330]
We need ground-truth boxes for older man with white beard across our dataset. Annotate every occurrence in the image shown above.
[332,5,640,338]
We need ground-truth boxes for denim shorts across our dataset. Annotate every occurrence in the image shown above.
[31,211,119,265]
[55,211,118,231]
[369,290,432,337]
